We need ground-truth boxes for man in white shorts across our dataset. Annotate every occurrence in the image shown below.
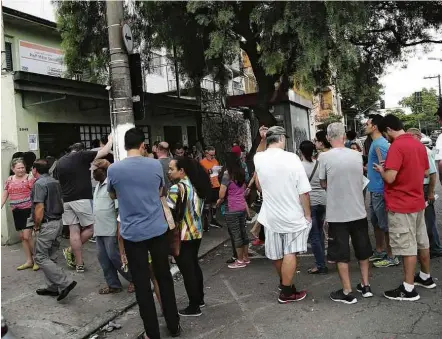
[54,137,113,272]
[254,126,312,304]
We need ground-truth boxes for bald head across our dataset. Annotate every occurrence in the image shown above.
[157,141,170,157]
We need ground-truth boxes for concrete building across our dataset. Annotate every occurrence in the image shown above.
[0,6,199,244]
[311,85,344,132]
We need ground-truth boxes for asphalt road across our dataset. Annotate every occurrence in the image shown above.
[98,187,442,339]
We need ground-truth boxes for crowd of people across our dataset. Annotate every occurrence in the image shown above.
[2,111,442,338]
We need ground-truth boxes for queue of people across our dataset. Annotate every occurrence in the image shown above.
[2,112,442,338]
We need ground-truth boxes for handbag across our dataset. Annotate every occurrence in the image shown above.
[308,160,319,182]
[161,183,187,257]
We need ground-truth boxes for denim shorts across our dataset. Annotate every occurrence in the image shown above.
[369,192,388,232]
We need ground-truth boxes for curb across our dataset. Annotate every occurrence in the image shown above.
[75,236,231,339]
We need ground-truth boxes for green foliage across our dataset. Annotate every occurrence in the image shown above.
[399,88,439,117]
[317,113,344,131]
[53,0,442,125]
[395,88,440,133]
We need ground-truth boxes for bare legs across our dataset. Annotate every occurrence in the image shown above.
[20,229,34,265]
[69,224,94,265]
[337,259,370,293]
[273,254,297,287]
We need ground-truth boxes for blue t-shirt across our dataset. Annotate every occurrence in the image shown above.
[107,156,168,242]
[367,137,390,193]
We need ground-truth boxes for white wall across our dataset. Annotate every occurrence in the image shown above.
[1,74,20,244]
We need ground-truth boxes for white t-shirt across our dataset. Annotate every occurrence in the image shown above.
[435,134,442,161]
[254,148,311,233]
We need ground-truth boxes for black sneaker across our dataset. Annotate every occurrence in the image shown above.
[178,306,202,317]
[329,289,357,304]
[356,283,373,298]
[414,273,437,289]
[170,325,182,337]
[200,301,206,308]
[383,284,420,301]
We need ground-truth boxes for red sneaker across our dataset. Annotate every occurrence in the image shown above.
[278,289,307,304]
[252,239,265,246]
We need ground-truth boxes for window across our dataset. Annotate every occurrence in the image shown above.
[147,53,163,77]
[79,125,111,149]
[139,125,151,145]
[79,124,150,149]
[4,42,13,71]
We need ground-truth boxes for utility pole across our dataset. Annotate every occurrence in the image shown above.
[423,74,441,103]
[106,0,135,161]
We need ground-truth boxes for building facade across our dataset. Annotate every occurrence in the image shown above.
[1,7,199,244]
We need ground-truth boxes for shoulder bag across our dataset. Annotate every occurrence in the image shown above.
[308,160,319,182]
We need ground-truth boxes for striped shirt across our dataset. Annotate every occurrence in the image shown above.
[167,177,204,241]
[4,175,35,210]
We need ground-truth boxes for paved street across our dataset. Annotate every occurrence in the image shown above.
[2,192,442,339]
[93,189,442,339]
[1,227,230,339]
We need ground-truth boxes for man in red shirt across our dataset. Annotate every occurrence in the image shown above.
[374,115,436,301]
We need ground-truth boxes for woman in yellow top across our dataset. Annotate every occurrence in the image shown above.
[167,156,211,317]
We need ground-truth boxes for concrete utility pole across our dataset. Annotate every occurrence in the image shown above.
[106,0,135,161]
[423,74,441,103]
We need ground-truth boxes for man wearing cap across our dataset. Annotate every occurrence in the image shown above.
[92,159,134,294]
[254,125,312,303]
[409,128,442,258]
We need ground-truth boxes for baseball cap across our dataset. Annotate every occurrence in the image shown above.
[91,159,111,171]
[266,126,289,138]
[231,145,242,157]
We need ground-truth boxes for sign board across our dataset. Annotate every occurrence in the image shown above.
[122,24,133,53]
[19,41,65,77]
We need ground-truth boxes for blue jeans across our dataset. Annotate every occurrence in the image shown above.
[96,236,132,288]
[424,203,442,254]
[309,205,326,269]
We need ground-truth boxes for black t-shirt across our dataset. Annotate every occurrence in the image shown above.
[54,151,97,202]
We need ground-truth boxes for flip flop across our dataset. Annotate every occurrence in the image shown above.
[99,286,123,294]
[17,263,33,270]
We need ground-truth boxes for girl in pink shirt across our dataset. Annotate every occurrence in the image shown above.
[1,158,37,271]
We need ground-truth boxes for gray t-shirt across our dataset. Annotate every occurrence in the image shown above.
[302,160,326,207]
[318,148,366,223]
[158,157,171,196]
[31,174,64,221]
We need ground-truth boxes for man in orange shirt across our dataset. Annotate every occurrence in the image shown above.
[200,146,222,231]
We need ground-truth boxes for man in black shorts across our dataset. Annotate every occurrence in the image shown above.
[319,123,373,304]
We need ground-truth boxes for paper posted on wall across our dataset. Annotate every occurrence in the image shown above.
[363,176,370,190]
[28,134,38,151]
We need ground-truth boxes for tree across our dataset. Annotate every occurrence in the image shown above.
[54,1,442,127]
[397,88,440,133]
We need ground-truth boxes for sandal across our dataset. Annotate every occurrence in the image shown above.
[99,286,123,294]
[17,263,33,270]
[127,283,135,293]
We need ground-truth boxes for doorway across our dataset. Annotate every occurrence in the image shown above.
[186,126,197,148]
[164,126,183,149]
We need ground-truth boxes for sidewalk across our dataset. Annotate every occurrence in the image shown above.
[1,226,230,339]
